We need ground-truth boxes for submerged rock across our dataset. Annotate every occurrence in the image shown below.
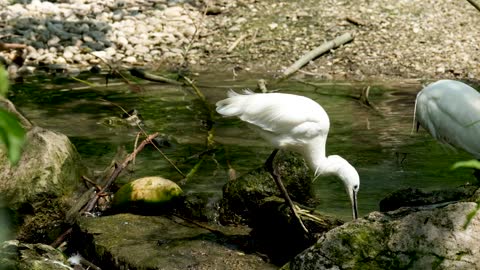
[379,186,478,212]
[176,191,221,223]
[112,176,183,212]
[74,213,276,270]
[286,201,480,269]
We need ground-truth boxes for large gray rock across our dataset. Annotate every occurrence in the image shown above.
[0,126,84,209]
[74,213,277,270]
[285,201,480,270]
[0,99,85,242]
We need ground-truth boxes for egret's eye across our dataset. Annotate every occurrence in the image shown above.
[353,185,359,190]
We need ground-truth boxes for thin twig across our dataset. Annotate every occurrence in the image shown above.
[81,176,102,191]
[0,42,27,51]
[99,98,185,177]
[466,0,480,12]
[227,34,249,53]
[129,68,184,85]
[50,228,73,248]
[82,133,159,214]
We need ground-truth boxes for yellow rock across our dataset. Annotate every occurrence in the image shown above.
[113,176,182,209]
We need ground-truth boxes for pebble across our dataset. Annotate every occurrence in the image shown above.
[0,0,203,69]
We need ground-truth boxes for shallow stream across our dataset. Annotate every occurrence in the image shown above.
[10,73,475,220]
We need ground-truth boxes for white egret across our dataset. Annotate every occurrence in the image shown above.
[216,90,360,233]
[415,79,480,158]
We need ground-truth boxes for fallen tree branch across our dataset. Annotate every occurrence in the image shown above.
[281,32,354,79]
[466,0,480,13]
[81,133,159,214]
[50,227,73,248]
[227,34,249,53]
[129,68,183,85]
[0,42,27,51]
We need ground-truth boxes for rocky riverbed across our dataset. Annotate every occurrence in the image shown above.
[1,0,480,80]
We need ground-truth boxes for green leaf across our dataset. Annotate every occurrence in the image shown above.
[451,160,480,170]
[0,109,25,164]
[0,65,8,98]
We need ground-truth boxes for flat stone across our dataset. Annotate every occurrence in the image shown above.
[74,214,277,270]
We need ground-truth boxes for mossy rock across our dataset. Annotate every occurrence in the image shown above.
[112,176,183,212]
[0,240,70,270]
[220,150,315,225]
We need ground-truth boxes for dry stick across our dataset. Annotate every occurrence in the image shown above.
[50,228,73,248]
[82,133,159,214]
[466,0,480,12]
[281,32,354,79]
[180,76,217,182]
[128,70,216,180]
[0,42,27,51]
[227,34,249,53]
[99,98,185,178]
[129,68,183,85]
[82,176,102,190]
[181,76,216,148]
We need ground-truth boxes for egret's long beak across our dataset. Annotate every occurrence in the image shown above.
[351,189,358,220]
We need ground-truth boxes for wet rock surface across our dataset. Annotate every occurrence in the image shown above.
[286,199,480,270]
[379,185,479,212]
[220,150,315,225]
[74,213,277,270]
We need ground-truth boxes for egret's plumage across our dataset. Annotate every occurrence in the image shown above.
[415,79,480,158]
[216,91,360,219]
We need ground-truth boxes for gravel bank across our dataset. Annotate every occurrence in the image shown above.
[1,0,479,80]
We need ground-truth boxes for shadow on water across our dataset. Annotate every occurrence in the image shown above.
[9,74,476,221]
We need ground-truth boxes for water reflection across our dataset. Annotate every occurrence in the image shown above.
[10,76,475,220]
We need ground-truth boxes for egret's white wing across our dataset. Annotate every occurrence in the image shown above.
[217,92,330,140]
[416,80,480,158]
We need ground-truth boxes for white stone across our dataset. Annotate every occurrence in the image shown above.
[47,36,61,46]
[55,56,67,64]
[163,6,183,18]
[123,56,137,64]
[63,50,74,59]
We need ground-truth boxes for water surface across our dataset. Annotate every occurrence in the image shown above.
[10,74,475,220]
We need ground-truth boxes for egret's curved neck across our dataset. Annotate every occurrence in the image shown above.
[300,136,334,176]
[310,155,344,177]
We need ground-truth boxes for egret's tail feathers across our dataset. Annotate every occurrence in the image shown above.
[217,90,254,117]
[227,89,240,97]
[242,88,255,95]
[216,96,246,117]
[216,100,241,116]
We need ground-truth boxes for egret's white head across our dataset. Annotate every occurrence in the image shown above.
[338,163,360,220]
[315,155,360,219]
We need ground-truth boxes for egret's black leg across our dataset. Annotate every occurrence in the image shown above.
[265,149,309,234]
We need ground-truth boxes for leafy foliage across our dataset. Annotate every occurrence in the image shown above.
[451,160,480,170]
[0,65,25,164]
